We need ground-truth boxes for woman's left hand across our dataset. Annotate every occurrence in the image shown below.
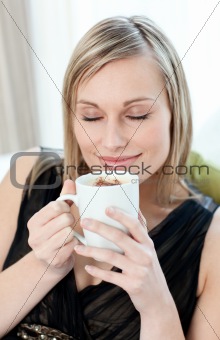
[74,207,173,316]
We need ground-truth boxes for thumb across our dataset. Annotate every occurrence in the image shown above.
[60,179,76,206]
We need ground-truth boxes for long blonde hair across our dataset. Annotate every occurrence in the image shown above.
[62,15,192,204]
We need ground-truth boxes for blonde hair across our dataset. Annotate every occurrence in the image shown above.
[62,15,192,204]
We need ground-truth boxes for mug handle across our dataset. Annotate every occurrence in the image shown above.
[56,194,87,245]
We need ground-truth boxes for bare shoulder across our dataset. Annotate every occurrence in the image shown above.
[206,205,220,243]
[0,147,41,271]
[197,206,220,295]
[187,206,220,339]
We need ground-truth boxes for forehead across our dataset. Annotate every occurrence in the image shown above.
[77,55,165,103]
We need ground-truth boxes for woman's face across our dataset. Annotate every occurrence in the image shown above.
[74,55,171,184]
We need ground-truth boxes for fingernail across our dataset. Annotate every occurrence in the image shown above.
[81,218,92,227]
[74,245,85,252]
[85,265,93,272]
[107,207,115,214]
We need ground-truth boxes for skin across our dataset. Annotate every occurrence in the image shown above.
[74,55,179,229]
[0,154,80,335]
[74,56,171,187]
[72,55,220,339]
[1,56,220,339]
[72,55,185,338]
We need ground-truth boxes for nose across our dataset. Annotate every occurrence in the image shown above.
[101,120,128,151]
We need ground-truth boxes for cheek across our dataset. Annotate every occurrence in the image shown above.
[152,121,171,166]
[74,121,99,158]
[139,122,170,150]
[74,119,101,140]
[138,116,171,169]
[156,121,170,147]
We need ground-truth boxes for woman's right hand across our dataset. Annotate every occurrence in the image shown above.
[27,179,79,277]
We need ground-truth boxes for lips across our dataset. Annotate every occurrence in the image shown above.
[99,154,141,168]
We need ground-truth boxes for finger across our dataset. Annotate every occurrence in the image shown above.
[84,264,129,290]
[28,212,75,247]
[60,179,76,206]
[49,239,77,269]
[74,245,131,273]
[33,236,78,266]
[49,226,78,249]
[28,200,71,227]
[80,218,152,263]
[106,207,149,244]
[44,212,75,239]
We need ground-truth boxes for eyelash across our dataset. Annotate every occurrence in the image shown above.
[82,114,149,122]
[128,114,149,120]
[82,117,101,122]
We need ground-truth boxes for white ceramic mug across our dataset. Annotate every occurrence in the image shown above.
[57,171,139,253]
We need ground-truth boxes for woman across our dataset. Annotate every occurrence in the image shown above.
[0,16,220,339]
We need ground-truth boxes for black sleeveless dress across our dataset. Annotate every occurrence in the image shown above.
[2,166,218,339]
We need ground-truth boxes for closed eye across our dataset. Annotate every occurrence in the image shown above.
[81,113,150,122]
[127,114,149,120]
[82,116,102,122]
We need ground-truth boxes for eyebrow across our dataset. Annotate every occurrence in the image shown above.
[123,97,154,106]
[76,97,154,108]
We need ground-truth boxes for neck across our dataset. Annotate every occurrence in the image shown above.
[139,174,161,207]
[139,175,189,231]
